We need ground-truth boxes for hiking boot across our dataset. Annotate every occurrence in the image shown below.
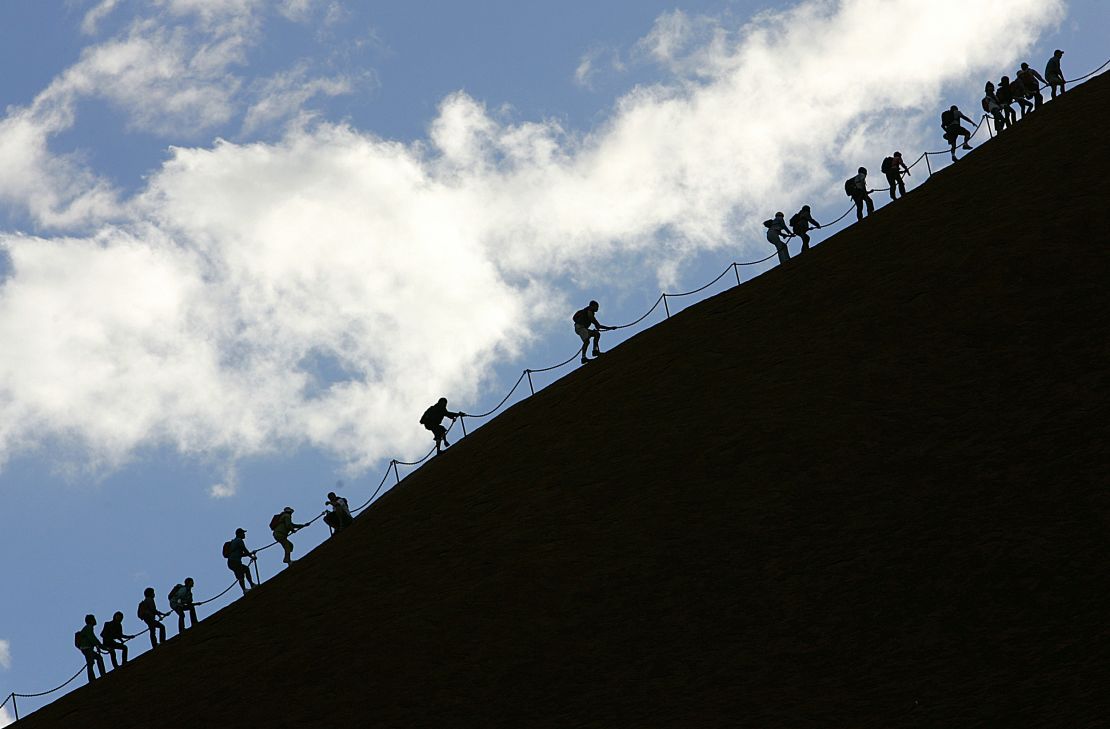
[962,143,972,150]
[592,349,603,357]
[580,357,590,364]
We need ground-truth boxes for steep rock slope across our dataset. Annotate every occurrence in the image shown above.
[22,74,1110,728]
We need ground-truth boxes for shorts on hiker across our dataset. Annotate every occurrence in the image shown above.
[227,558,250,578]
[575,324,598,343]
[424,422,447,441]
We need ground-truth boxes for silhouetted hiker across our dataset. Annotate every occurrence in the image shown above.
[999,75,1031,120]
[1017,63,1047,109]
[169,577,197,634]
[1045,49,1065,98]
[941,106,974,162]
[137,587,168,649]
[983,82,1009,133]
[789,206,821,252]
[100,611,134,669]
[763,212,792,264]
[74,615,106,683]
[573,300,614,364]
[271,507,306,566]
[224,528,256,595]
[880,152,910,200]
[420,398,465,453]
[844,167,874,221]
[324,492,353,534]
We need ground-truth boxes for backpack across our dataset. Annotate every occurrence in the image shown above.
[789,212,804,229]
[269,513,283,531]
[940,109,954,127]
[74,630,83,650]
[763,219,775,229]
[137,601,148,621]
[419,405,436,427]
[222,540,235,559]
[844,178,855,197]
[880,156,894,174]
[168,583,184,608]
[981,96,991,113]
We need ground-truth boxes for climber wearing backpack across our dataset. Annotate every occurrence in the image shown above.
[137,587,168,649]
[324,491,353,534]
[1045,49,1065,99]
[941,105,975,162]
[100,611,135,669]
[845,167,874,221]
[75,614,107,683]
[996,76,1020,126]
[1017,62,1047,110]
[169,577,197,634]
[880,152,911,201]
[224,527,256,595]
[271,507,307,566]
[420,398,465,454]
[983,82,1009,134]
[573,300,614,365]
[763,212,792,264]
[789,206,821,252]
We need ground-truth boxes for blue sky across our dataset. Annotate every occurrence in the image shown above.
[0,0,1106,719]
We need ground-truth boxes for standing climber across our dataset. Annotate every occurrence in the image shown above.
[983,82,1009,133]
[74,614,106,683]
[420,398,465,454]
[881,152,911,200]
[789,206,821,252]
[1045,49,1065,98]
[137,587,168,649]
[763,212,792,264]
[324,492,353,534]
[573,300,614,365]
[845,167,874,221]
[100,611,134,669]
[941,106,975,162]
[1017,62,1047,110]
[225,528,256,595]
[271,507,307,566]
[169,577,197,634]
[1000,75,1032,120]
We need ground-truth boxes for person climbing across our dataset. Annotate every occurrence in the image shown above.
[996,76,1020,126]
[169,577,197,634]
[983,82,1009,133]
[271,507,306,566]
[224,528,256,595]
[1001,74,1033,119]
[74,614,106,683]
[763,212,792,265]
[1017,62,1047,110]
[940,106,974,162]
[137,587,168,649]
[420,398,465,454]
[845,167,874,221]
[99,611,134,669]
[880,151,911,200]
[788,206,821,252]
[324,492,353,534]
[1045,49,1065,98]
[573,300,614,365]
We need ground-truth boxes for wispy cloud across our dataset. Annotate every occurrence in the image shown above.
[0,639,11,669]
[0,0,1065,483]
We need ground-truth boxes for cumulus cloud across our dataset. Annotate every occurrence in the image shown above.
[0,706,11,728]
[0,639,10,668]
[0,0,1065,484]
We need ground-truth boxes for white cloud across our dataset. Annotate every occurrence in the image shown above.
[0,705,12,728]
[242,63,367,134]
[0,0,1065,481]
[81,0,121,35]
[0,639,10,669]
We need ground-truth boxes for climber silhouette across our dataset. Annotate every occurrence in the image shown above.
[996,76,1020,126]
[573,300,614,364]
[137,587,168,649]
[1017,62,1047,110]
[100,611,134,669]
[941,106,974,162]
[763,212,792,264]
[225,528,257,595]
[324,492,353,534]
[421,398,465,454]
[983,82,1009,133]
[1001,74,1033,119]
[271,507,306,565]
[881,152,910,200]
[1045,50,1065,98]
[789,206,821,252]
[74,614,106,683]
[169,577,197,634]
[846,167,874,221]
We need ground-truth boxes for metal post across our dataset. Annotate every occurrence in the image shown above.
[924,153,933,177]
[662,294,671,318]
[525,370,535,396]
[392,460,400,486]
[733,262,741,287]
[252,557,261,586]
[985,115,994,138]
[12,694,18,721]
[459,415,467,437]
